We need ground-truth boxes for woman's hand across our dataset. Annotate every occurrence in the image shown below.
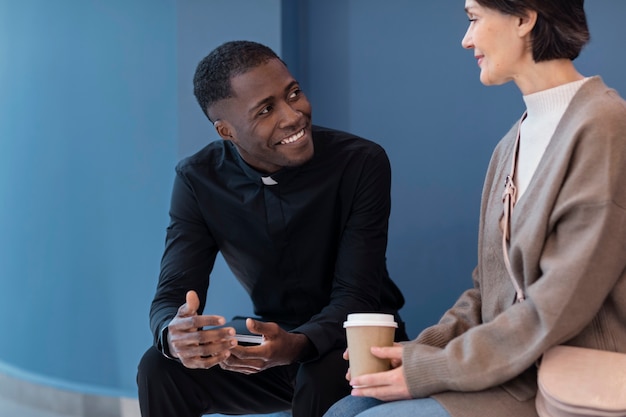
[348,345,412,402]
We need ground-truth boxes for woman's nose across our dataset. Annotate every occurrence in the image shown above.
[461,27,473,49]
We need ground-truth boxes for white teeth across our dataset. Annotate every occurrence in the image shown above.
[280,129,304,145]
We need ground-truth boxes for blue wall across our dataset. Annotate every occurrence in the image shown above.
[1,0,625,398]
[0,0,177,396]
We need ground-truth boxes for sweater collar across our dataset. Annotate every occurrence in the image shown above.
[522,78,590,119]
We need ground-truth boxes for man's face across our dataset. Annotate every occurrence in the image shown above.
[213,58,313,174]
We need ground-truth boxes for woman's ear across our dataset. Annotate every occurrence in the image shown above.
[213,120,234,141]
[517,9,537,38]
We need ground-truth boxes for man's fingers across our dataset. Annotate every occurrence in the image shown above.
[181,349,232,370]
[228,344,264,360]
[175,290,199,318]
[174,290,226,328]
[218,361,261,375]
[246,318,281,337]
[177,290,200,317]
[175,336,236,367]
[180,340,234,359]
[191,315,227,330]
[245,318,265,335]
[220,351,266,374]
[172,326,235,351]
[171,313,227,333]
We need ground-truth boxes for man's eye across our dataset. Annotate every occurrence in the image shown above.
[289,89,301,100]
[259,105,273,115]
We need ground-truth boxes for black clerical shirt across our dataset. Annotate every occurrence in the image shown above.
[150,126,405,359]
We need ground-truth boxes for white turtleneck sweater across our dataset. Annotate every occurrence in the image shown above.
[516,78,590,198]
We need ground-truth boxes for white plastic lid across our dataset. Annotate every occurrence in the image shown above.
[343,313,398,328]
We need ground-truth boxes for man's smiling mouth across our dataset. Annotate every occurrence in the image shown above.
[279,129,305,145]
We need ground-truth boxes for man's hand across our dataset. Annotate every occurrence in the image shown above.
[220,318,311,374]
[167,290,237,369]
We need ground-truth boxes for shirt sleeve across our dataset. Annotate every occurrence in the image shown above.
[290,146,396,358]
[149,166,219,345]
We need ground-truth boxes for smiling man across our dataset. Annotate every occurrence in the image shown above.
[136,41,407,417]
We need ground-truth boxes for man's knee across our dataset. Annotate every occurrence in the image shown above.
[137,346,167,382]
[137,345,189,394]
[293,349,351,416]
[299,348,349,384]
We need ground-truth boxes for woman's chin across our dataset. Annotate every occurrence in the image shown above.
[479,73,509,87]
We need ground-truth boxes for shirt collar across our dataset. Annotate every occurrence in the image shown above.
[227,141,300,186]
[261,176,278,186]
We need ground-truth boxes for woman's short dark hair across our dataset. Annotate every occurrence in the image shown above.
[193,40,282,121]
[475,0,590,62]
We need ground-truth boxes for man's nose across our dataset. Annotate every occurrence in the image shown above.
[278,102,301,127]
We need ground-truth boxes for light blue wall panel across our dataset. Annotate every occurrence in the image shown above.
[0,0,281,397]
[0,0,177,396]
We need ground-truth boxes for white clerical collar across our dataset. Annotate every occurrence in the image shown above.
[261,176,278,186]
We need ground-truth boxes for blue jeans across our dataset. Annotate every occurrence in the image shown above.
[323,396,451,417]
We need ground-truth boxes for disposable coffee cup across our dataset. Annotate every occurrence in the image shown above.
[343,313,398,378]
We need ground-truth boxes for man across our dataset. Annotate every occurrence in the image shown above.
[137,40,407,417]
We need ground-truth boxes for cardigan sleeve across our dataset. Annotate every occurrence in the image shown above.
[412,272,482,349]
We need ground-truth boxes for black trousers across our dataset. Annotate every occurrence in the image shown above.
[137,346,350,417]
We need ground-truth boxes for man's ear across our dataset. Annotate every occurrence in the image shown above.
[213,120,234,141]
[517,9,537,38]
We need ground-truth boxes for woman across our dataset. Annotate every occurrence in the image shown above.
[324,1,626,416]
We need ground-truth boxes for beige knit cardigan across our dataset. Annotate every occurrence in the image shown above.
[402,76,626,417]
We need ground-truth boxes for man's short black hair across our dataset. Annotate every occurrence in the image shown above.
[193,40,283,122]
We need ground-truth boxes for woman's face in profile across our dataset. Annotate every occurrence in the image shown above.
[461,0,530,87]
